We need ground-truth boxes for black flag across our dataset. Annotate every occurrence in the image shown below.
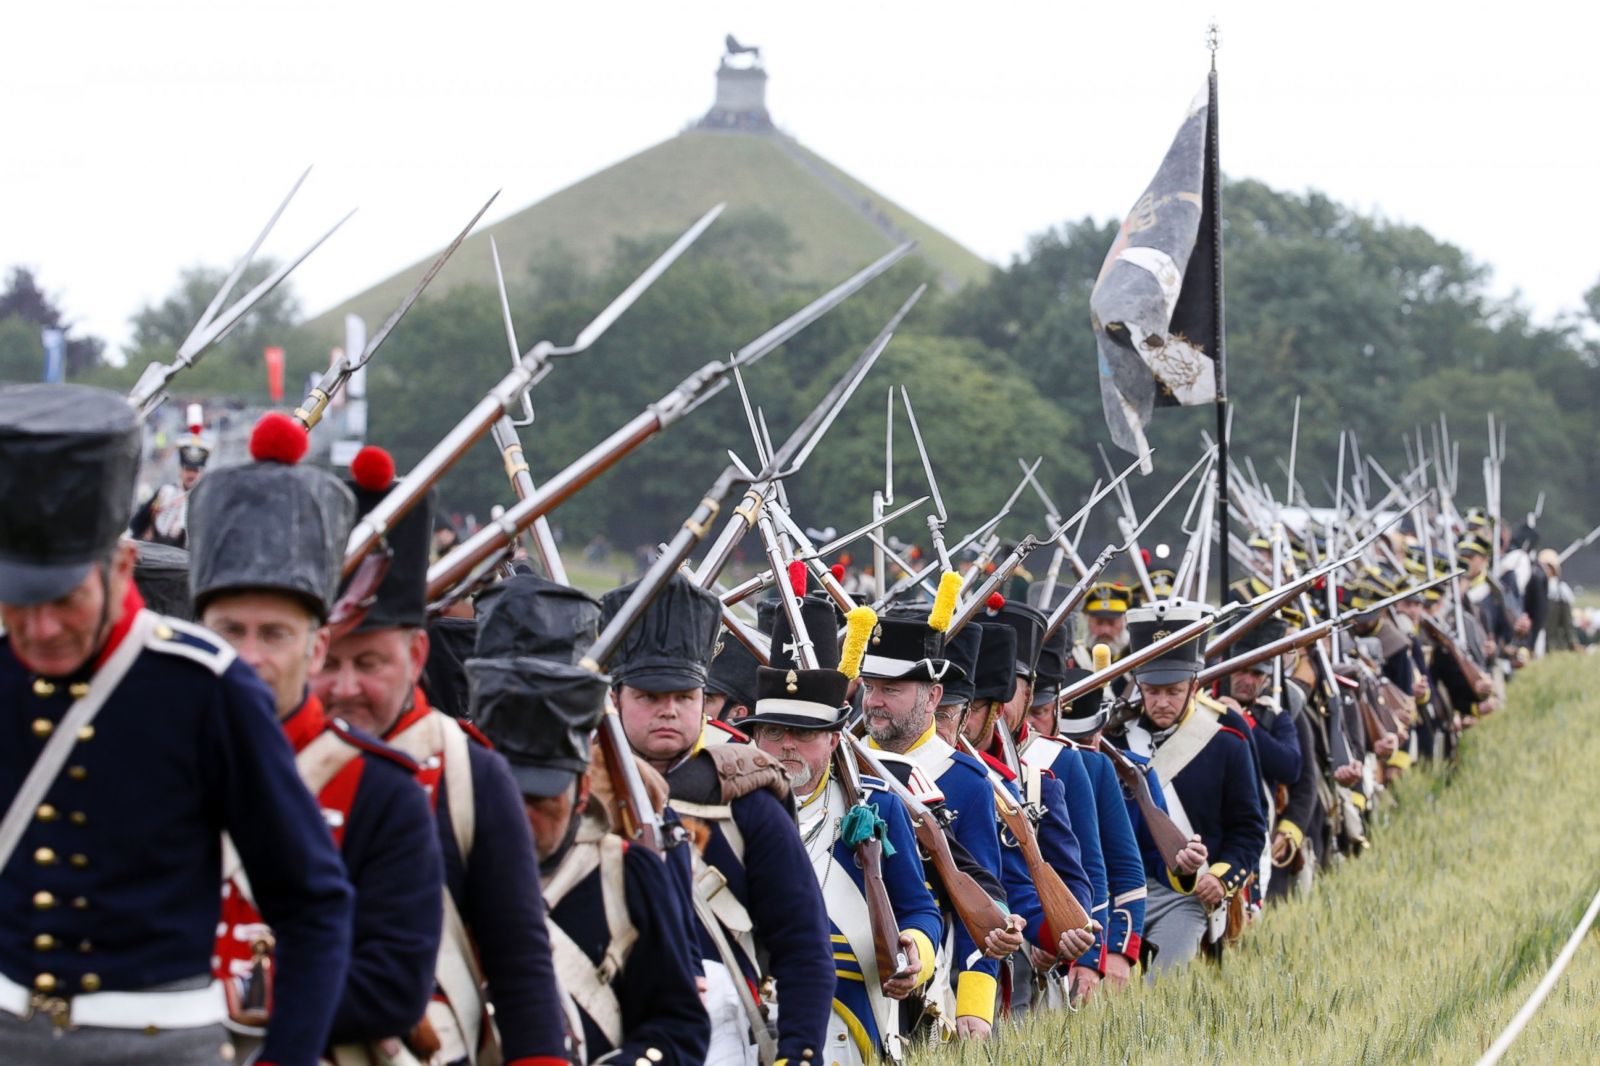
[1091,71,1225,470]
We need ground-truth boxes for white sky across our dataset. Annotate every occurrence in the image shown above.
[7,1,1598,352]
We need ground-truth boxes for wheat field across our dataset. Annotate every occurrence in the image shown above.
[908,654,1600,1065]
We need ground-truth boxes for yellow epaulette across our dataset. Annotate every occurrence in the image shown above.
[1194,692,1227,717]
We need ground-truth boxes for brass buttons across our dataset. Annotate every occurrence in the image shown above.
[33,934,55,951]
[69,854,87,870]
[36,804,57,823]
[33,973,55,993]
[75,725,94,742]
[69,812,87,827]
[70,897,88,911]
[79,973,100,993]
[32,680,54,698]
[154,624,174,640]
[33,847,57,866]
[33,891,55,910]
[66,766,86,781]
[31,719,53,738]
[645,1050,664,1063]
[68,683,90,699]
[77,940,92,954]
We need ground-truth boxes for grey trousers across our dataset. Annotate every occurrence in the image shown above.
[0,1011,229,1064]
[1143,878,1208,976]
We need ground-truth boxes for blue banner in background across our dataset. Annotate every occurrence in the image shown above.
[40,328,64,383]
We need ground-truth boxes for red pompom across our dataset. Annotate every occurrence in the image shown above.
[1141,548,1152,567]
[249,412,308,465]
[986,592,1006,612]
[350,446,396,492]
[830,563,847,582]
[788,559,809,598]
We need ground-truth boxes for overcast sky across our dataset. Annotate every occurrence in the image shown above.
[7,1,1598,353]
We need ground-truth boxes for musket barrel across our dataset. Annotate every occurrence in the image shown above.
[425,408,659,599]
[344,392,507,577]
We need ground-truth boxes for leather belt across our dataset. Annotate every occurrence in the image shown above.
[0,972,226,1030]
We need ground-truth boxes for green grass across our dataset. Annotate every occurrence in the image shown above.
[911,653,1600,1065]
[308,130,989,333]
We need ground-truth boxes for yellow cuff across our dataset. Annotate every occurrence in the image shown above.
[902,930,936,989]
[1386,750,1413,770]
[1350,790,1367,811]
[955,970,997,1023]
[1276,820,1304,849]
[1207,861,1232,881]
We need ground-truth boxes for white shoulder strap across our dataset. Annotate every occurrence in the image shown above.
[439,715,475,861]
[0,609,155,873]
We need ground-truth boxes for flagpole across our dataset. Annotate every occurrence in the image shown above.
[1209,22,1230,604]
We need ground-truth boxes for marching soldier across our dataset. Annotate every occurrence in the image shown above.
[0,385,354,1064]
[1107,600,1267,973]
[861,614,1031,1040]
[313,447,568,1066]
[464,575,709,1065]
[129,403,211,550]
[602,572,833,1066]
[1212,619,1318,900]
[187,413,444,1058]
[746,664,942,1065]
[1053,670,1151,985]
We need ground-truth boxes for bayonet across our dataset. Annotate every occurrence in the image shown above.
[295,191,500,431]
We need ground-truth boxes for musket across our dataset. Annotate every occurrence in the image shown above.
[719,496,927,609]
[958,734,1092,947]
[1198,571,1458,685]
[1557,521,1600,564]
[900,387,954,573]
[294,191,500,431]
[960,461,1041,593]
[872,388,894,606]
[749,481,909,984]
[1055,601,1246,710]
[1205,504,1419,659]
[1035,449,1208,644]
[487,235,567,581]
[1098,444,1157,602]
[347,204,727,578]
[869,512,1008,610]
[1418,611,1492,700]
[130,169,354,418]
[846,736,1011,950]
[1098,740,1191,870]
[691,285,924,589]
[578,463,749,850]
[424,244,916,600]
[1019,459,1090,586]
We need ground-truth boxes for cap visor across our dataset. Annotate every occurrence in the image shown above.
[1056,711,1108,738]
[0,557,94,607]
[510,763,579,799]
[1133,665,1199,687]
[619,667,707,694]
[738,709,845,732]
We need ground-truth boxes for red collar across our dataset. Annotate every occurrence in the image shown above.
[282,693,329,753]
[384,689,433,740]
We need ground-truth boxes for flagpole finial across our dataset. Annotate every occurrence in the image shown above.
[1206,20,1220,69]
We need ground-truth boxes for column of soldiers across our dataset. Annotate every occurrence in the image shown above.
[0,381,1573,1065]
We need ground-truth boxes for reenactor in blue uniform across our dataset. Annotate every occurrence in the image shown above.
[187,413,444,1058]
[745,664,942,1065]
[1071,583,1133,699]
[313,448,568,1066]
[0,384,354,1065]
[1053,670,1150,987]
[961,615,1099,1008]
[1211,618,1317,901]
[602,572,833,1066]
[860,615,1032,1041]
[464,575,709,1065]
[1107,600,1267,973]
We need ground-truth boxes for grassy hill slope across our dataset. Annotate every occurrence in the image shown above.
[309,130,990,334]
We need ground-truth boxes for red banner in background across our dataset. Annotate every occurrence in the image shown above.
[264,346,285,402]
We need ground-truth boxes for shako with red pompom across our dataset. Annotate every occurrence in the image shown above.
[985,592,1006,615]
[350,446,396,493]
[249,411,309,465]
